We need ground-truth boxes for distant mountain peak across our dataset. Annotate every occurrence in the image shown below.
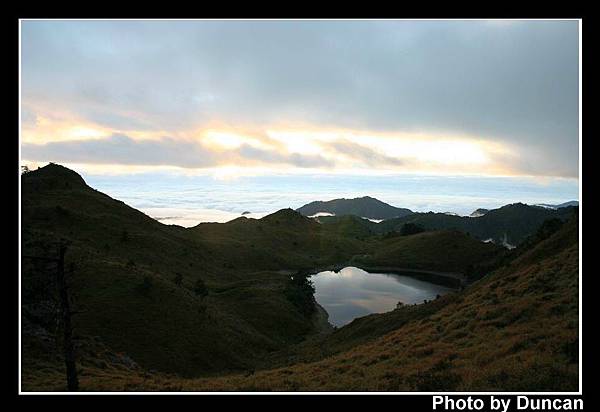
[470,208,490,218]
[296,196,413,221]
[263,208,314,223]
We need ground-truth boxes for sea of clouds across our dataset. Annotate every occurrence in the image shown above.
[83,172,579,227]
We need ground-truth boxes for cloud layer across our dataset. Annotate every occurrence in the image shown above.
[21,20,579,177]
[22,134,332,169]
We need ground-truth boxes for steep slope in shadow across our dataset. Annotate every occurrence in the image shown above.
[21,164,331,378]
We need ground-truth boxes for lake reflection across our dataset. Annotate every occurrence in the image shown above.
[311,266,455,327]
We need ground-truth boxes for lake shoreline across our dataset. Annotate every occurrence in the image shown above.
[300,264,463,288]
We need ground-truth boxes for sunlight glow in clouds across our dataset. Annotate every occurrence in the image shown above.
[20,20,579,179]
[65,126,109,140]
[21,123,517,178]
[22,112,111,144]
[347,134,494,166]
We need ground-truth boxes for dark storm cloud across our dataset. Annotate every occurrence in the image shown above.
[21,20,579,177]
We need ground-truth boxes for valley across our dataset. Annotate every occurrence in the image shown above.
[21,164,579,391]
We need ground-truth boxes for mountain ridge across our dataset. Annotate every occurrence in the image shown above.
[534,200,579,209]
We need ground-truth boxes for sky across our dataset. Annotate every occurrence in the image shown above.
[20,20,580,224]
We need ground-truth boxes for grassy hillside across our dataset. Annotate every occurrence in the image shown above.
[23,213,578,391]
[21,164,577,391]
[313,215,376,240]
[187,209,366,272]
[355,230,502,274]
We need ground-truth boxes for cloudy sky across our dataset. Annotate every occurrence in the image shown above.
[21,19,580,179]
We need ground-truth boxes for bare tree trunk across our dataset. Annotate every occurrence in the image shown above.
[56,243,78,391]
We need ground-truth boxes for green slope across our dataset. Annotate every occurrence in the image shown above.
[21,164,575,391]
